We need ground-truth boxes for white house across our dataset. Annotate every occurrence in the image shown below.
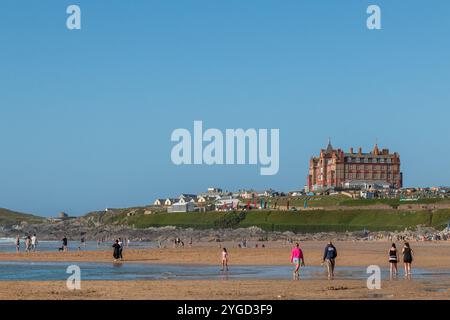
[178,197,197,205]
[197,195,218,204]
[164,198,178,206]
[179,194,197,200]
[153,199,165,206]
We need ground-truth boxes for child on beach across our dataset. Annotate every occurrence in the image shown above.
[221,248,229,271]
[25,236,31,252]
[290,243,305,280]
[402,242,413,277]
[388,243,399,276]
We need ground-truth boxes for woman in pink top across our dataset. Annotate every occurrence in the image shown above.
[290,243,305,280]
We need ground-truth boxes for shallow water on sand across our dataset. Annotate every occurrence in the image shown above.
[1,261,450,282]
[0,239,157,253]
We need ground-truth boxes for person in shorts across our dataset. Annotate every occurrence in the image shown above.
[290,243,305,280]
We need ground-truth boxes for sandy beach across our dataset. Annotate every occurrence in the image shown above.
[0,241,449,300]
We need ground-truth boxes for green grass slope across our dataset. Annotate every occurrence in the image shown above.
[100,208,450,233]
[0,208,45,226]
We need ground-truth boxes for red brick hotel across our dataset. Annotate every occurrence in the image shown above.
[307,141,402,191]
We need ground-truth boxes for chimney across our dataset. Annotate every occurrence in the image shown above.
[349,147,354,154]
[358,147,362,155]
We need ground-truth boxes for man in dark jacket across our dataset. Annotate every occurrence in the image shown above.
[322,241,338,280]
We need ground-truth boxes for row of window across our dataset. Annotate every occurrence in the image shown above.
[345,165,396,171]
[347,157,392,164]
[347,173,398,180]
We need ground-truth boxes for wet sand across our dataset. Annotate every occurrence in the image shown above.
[1,279,449,300]
[1,241,450,269]
[0,241,449,300]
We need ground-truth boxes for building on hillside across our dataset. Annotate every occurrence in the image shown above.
[178,196,197,204]
[179,194,197,200]
[306,140,403,192]
[153,199,165,206]
[215,198,240,211]
[59,212,70,220]
[197,195,219,204]
[168,201,195,213]
[164,198,178,206]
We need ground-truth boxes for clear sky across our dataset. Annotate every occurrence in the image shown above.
[0,0,449,216]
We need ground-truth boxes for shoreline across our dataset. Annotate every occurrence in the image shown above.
[1,241,450,269]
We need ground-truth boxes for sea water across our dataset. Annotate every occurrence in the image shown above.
[0,238,158,253]
[0,261,449,282]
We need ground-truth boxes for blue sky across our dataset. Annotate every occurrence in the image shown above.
[0,0,449,216]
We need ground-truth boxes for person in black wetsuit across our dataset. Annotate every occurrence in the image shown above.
[62,236,68,252]
[113,239,121,262]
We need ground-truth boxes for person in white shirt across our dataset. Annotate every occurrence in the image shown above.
[31,234,37,252]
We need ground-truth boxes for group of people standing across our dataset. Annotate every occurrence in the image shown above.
[388,242,414,277]
[112,238,125,262]
[15,234,38,252]
[289,241,415,280]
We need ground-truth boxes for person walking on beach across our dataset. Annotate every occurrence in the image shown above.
[25,236,31,252]
[112,239,121,262]
[322,241,338,280]
[31,234,37,252]
[388,243,399,277]
[221,248,229,271]
[290,243,305,280]
[62,236,68,252]
[15,236,20,252]
[402,242,413,277]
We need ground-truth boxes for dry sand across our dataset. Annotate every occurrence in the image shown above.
[0,241,449,300]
